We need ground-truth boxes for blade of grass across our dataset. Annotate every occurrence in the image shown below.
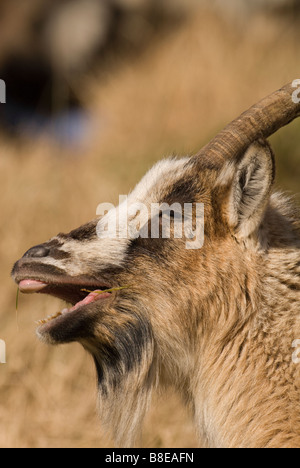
[16,287,20,311]
[16,287,20,331]
[81,286,130,295]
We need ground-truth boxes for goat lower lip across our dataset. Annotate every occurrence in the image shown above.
[19,279,48,293]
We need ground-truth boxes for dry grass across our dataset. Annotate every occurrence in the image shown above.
[0,8,299,447]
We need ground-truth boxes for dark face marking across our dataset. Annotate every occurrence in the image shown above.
[11,260,66,284]
[162,176,203,206]
[90,305,154,390]
[58,220,99,242]
[50,248,71,260]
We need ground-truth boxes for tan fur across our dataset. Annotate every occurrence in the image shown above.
[125,193,300,448]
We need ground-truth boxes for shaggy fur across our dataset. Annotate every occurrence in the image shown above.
[12,83,300,447]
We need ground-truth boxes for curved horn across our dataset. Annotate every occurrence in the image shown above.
[196,81,300,162]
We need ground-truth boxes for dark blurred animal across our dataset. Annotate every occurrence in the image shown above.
[0,0,185,135]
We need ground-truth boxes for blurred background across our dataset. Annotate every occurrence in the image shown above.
[0,0,299,448]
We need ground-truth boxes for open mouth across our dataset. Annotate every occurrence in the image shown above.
[18,278,117,327]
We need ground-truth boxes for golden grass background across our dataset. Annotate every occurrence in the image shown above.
[0,8,300,447]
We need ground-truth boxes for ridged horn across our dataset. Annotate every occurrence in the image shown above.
[196,81,300,162]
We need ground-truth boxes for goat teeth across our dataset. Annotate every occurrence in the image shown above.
[52,312,62,319]
[36,312,62,326]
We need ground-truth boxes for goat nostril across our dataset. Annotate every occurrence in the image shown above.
[23,245,50,259]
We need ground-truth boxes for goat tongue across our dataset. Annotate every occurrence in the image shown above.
[19,279,48,293]
[62,290,112,314]
[70,291,101,311]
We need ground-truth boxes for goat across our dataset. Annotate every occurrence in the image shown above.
[12,82,300,448]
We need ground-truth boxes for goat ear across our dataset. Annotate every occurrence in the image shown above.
[226,140,275,240]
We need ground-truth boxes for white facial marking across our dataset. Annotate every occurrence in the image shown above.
[42,158,191,275]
